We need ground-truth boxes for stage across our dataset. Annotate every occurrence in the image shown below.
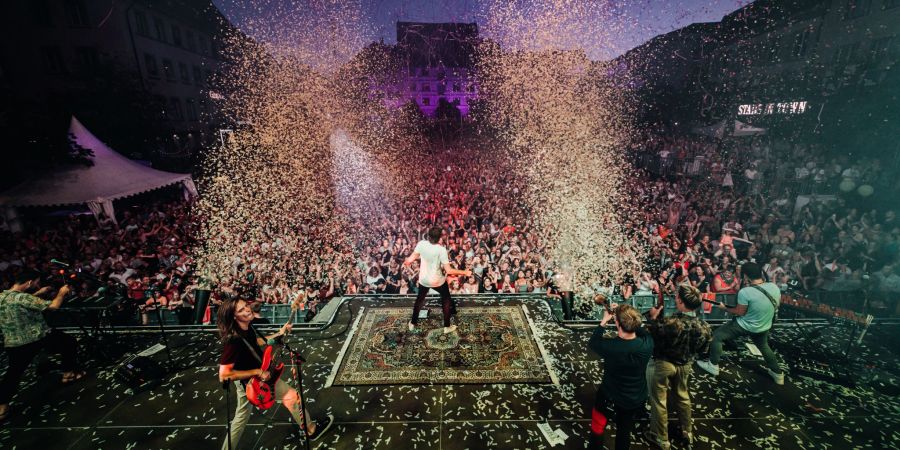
[1,295,898,449]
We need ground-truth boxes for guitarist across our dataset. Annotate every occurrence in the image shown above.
[217,298,332,449]
[0,269,83,423]
[695,262,785,385]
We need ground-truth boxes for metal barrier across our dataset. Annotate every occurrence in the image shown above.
[50,291,900,334]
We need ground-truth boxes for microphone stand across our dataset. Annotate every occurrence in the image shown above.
[222,378,233,450]
[151,293,177,371]
[281,339,311,450]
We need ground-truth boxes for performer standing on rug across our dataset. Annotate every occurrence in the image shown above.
[588,303,653,450]
[217,298,332,449]
[404,226,471,334]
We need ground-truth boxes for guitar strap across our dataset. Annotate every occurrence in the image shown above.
[240,326,264,364]
[750,284,780,321]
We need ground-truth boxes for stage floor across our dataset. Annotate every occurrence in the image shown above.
[1,296,898,449]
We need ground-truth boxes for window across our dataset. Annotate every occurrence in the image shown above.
[186,99,198,121]
[64,0,89,27]
[792,27,815,59]
[768,36,782,63]
[162,58,174,81]
[409,83,417,91]
[185,31,196,52]
[193,66,203,85]
[844,0,872,19]
[422,83,431,92]
[75,46,99,73]
[421,97,430,106]
[833,42,861,65]
[40,46,66,74]
[453,83,461,92]
[467,83,476,93]
[134,11,148,35]
[179,62,190,83]
[171,24,182,47]
[155,96,167,120]
[144,53,159,78]
[153,17,165,41]
[198,36,209,55]
[867,36,894,66]
[30,0,53,27]
[168,97,184,120]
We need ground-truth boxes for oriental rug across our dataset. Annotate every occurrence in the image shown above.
[325,305,557,386]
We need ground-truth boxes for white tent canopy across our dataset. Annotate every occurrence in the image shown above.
[733,120,766,137]
[692,119,767,138]
[0,116,196,225]
[692,120,726,138]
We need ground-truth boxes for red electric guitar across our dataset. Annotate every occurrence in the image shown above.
[245,303,299,410]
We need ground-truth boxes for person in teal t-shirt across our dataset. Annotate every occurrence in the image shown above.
[695,262,785,385]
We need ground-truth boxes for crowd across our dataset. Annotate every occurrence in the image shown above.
[631,134,900,313]
[1,135,899,322]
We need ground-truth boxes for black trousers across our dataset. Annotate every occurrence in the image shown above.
[560,291,575,320]
[0,329,78,404]
[411,282,456,327]
[590,388,642,450]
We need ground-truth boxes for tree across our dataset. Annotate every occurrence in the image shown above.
[0,60,165,189]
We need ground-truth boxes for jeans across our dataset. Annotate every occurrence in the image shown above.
[0,329,78,405]
[411,282,456,327]
[590,388,642,450]
[646,360,693,449]
[709,319,781,374]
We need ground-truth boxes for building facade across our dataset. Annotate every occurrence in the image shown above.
[625,0,899,150]
[369,22,480,117]
[0,0,233,158]
[695,0,899,137]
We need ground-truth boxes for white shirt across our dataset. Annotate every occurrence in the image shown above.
[415,240,449,288]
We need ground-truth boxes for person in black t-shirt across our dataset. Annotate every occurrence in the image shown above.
[217,299,332,449]
[587,304,653,450]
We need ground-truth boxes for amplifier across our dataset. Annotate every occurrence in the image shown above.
[115,344,167,392]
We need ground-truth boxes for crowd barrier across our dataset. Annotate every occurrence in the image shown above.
[44,290,898,334]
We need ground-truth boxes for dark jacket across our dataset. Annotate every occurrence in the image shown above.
[646,312,712,365]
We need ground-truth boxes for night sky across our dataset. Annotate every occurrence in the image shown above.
[213,0,748,60]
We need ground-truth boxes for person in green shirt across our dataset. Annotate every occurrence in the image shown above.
[588,303,653,450]
[695,262,784,385]
[0,269,83,422]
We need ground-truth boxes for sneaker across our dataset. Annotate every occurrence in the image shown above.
[765,367,785,385]
[407,321,415,332]
[695,359,719,376]
[442,324,458,334]
[307,414,334,442]
[644,429,670,450]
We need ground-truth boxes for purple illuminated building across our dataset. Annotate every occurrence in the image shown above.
[368,22,480,117]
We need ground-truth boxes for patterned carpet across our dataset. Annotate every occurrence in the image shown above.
[328,305,556,385]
